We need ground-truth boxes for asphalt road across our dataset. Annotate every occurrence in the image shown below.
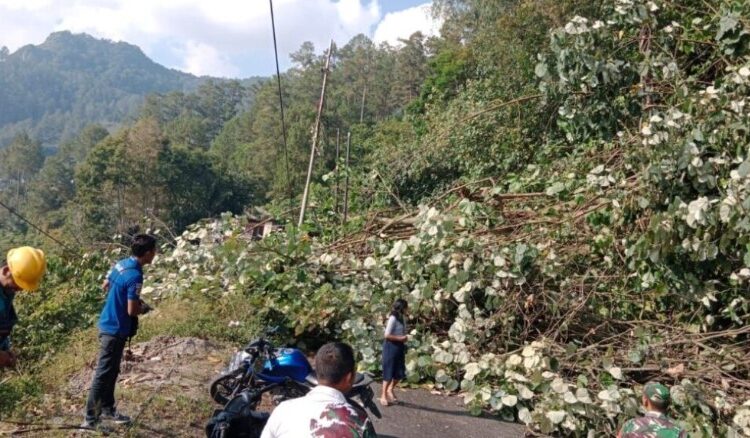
[371,384,526,438]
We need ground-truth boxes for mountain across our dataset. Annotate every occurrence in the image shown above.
[0,31,220,148]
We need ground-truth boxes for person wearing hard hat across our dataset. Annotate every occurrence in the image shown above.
[0,247,46,368]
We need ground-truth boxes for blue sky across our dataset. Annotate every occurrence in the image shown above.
[0,0,442,78]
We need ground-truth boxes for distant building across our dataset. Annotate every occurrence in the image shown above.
[245,209,282,240]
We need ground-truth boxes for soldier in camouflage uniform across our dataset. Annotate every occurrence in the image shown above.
[617,382,687,438]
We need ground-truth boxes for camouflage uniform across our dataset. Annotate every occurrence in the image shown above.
[619,382,687,438]
[309,402,376,438]
[620,411,687,438]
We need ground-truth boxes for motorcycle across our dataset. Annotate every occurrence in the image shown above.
[209,330,382,421]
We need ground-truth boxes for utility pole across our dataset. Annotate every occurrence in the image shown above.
[334,128,340,215]
[359,83,367,123]
[343,131,351,225]
[298,40,334,227]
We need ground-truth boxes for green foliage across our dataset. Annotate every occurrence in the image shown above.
[0,376,42,414]
[158,146,260,230]
[372,0,591,201]
[13,251,114,361]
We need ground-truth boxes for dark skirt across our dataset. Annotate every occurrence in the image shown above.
[382,340,406,381]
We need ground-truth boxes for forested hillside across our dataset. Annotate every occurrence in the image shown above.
[3,0,750,436]
[0,31,261,148]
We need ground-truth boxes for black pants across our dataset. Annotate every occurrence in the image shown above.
[85,334,126,422]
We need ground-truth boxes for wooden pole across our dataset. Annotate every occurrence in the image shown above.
[298,40,334,227]
[343,131,351,225]
[334,128,340,215]
[359,83,367,123]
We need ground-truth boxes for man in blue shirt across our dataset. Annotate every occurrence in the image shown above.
[82,235,156,429]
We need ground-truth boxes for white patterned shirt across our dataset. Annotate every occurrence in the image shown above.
[261,385,374,438]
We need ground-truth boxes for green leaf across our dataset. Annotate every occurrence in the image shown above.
[545,182,565,197]
[535,62,548,78]
[627,349,642,364]
[717,15,739,41]
[445,379,459,392]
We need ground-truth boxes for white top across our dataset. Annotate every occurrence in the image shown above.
[384,315,406,337]
[260,385,372,438]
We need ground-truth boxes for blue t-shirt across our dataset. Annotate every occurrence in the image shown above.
[98,257,143,337]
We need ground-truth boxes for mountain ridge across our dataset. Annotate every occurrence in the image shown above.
[0,31,259,149]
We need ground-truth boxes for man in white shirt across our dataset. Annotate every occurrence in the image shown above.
[260,342,375,438]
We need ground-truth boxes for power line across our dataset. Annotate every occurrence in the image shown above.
[0,198,75,253]
[269,0,294,212]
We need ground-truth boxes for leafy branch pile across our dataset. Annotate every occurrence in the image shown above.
[141,186,735,436]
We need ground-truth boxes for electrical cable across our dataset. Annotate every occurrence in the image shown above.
[0,198,75,253]
[269,0,294,212]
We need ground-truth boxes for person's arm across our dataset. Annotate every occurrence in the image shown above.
[0,350,16,367]
[384,316,407,343]
[126,280,143,317]
[127,299,142,316]
[616,419,631,438]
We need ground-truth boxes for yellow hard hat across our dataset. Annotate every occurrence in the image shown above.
[7,247,46,291]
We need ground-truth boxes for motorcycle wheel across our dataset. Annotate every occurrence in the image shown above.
[210,369,247,405]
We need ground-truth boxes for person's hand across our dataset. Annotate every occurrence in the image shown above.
[102,278,110,292]
[140,300,152,315]
[401,335,409,343]
[0,350,17,368]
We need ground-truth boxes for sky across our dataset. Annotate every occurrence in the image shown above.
[0,0,442,78]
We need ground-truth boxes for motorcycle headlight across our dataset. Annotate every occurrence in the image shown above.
[227,351,251,372]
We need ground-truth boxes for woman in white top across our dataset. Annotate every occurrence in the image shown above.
[380,298,408,406]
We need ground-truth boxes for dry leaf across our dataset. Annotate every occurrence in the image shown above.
[666,363,685,378]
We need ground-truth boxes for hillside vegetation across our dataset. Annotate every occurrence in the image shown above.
[2,0,750,436]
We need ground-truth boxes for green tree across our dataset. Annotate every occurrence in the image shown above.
[0,133,44,208]
[27,124,108,227]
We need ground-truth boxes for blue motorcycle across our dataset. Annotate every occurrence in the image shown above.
[209,331,381,420]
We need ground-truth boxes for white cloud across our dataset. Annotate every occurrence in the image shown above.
[373,2,442,45]
[180,40,240,78]
[0,0,440,77]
